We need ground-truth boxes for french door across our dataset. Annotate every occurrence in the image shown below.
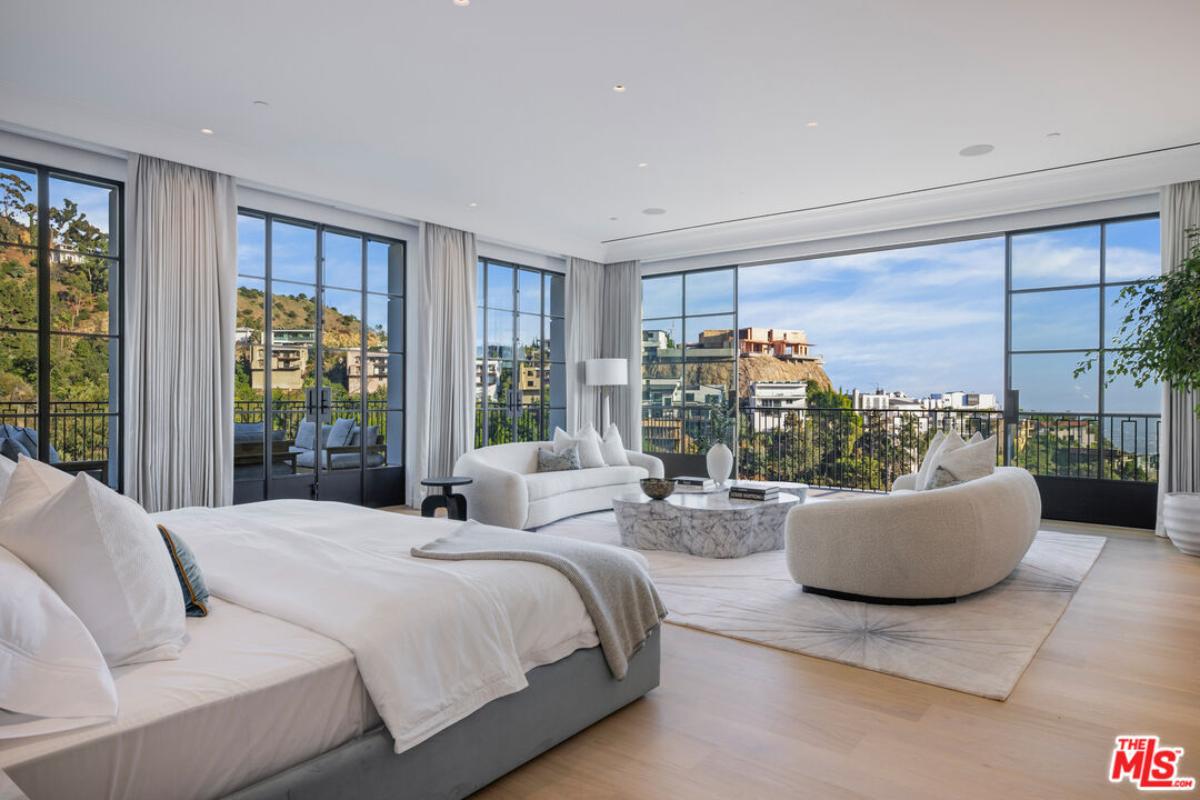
[232,211,406,506]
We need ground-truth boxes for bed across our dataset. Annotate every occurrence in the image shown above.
[0,501,661,800]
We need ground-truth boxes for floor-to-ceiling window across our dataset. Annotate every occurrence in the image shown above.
[640,267,737,455]
[233,210,405,505]
[1007,216,1161,482]
[474,258,565,445]
[0,157,122,488]
[638,214,1162,526]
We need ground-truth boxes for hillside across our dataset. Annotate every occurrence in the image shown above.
[237,286,388,349]
[736,354,832,396]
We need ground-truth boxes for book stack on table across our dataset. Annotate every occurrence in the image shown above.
[674,476,717,493]
[728,481,781,501]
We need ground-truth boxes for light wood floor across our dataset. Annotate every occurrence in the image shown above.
[458,519,1200,799]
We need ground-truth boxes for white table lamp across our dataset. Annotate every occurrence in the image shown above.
[585,358,628,431]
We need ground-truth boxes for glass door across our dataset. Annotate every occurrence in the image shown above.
[233,212,405,505]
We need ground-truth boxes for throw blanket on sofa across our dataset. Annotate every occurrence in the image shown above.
[412,521,666,679]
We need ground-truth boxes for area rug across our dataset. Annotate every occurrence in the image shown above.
[540,511,1106,700]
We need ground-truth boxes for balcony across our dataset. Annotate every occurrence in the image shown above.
[0,400,114,480]
[643,407,1161,528]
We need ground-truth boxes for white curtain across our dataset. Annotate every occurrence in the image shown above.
[125,154,237,512]
[565,257,604,433]
[408,222,476,507]
[1157,181,1200,534]
[565,257,643,443]
[601,261,643,449]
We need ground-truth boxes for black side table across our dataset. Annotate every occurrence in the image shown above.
[420,476,473,521]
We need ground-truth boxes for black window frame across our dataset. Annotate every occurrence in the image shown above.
[233,207,407,498]
[639,265,739,455]
[475,257,565,445]
[0,155,124,489]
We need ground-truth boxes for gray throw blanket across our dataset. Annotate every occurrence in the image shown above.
[412,521,666,680]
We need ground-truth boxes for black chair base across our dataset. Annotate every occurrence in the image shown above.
[801,585,958,606]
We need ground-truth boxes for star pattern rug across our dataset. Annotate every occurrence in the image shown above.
[540,511,1105,700]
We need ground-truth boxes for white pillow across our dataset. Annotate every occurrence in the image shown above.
[914,430,946,489]
[0,544,117,739]
[0,460,186,666]
[916,431,965,490]
[925,434,998,490]
[553,426,605,469]
[0,456,15,503]
[599,424,630,466]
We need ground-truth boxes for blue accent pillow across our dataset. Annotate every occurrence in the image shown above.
[0,437,30,462]
[327,418,355,448]
[157,525,210,617]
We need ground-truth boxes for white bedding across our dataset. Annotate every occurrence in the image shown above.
[1,502,600,800]
[0,599,375,800]
[152,501,599,753]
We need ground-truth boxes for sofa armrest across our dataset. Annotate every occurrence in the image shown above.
[625,450,664,478]
[892,472,919,491]
[453,452,530,530]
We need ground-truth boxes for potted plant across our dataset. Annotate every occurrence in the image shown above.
[1076,228,1200,555]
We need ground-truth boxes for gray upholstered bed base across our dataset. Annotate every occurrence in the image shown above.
[224,626,661,800]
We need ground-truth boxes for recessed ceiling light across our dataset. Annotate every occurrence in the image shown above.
[958,143,994,157]
[453,0,469,6]
[1046,131,1061,138]
[612,84,627,93]
[252,100,270,109]
[642,207,666,216]
[637,162,649,168]
[200,128,214,135]
[467,202,478,208]
[805,121,819,128]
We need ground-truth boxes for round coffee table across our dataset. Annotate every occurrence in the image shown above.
[612,488,805,558]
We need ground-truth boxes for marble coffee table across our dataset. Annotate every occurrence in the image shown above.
[612,487,805,558]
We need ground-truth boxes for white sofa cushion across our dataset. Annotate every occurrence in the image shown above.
[927,435,997,489]
[525,465,649,502]
[0,544,118,738]
[553,426,605,468]
[599,424,630,466]
[918,431,966,490]
[0,459,186,667]
[913,430,946,490]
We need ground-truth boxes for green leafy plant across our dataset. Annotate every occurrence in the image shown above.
[1076,228,1200,414]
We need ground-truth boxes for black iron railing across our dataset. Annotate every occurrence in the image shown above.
[643,407,1160,492]
[0,401,113,466]
[233,399,392,440]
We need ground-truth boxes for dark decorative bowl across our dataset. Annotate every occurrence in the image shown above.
[640,478,675,500]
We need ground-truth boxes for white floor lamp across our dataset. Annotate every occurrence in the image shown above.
[585,358,628,431]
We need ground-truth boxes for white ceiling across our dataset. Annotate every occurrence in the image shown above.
[3,0,1200,262]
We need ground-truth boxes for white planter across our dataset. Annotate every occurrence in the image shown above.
[1163,493,1200,556]
[706,442,733,487]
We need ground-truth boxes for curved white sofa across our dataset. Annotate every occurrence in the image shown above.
[453,442,664,530]
[785,467,1041,602]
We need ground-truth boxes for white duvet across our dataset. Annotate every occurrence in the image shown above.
[153,500,597,753]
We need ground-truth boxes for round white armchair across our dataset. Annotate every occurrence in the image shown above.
[785,467,1041,603]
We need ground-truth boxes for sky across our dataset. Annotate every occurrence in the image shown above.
[647,217,1161,413]
[737,237,1008,400]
